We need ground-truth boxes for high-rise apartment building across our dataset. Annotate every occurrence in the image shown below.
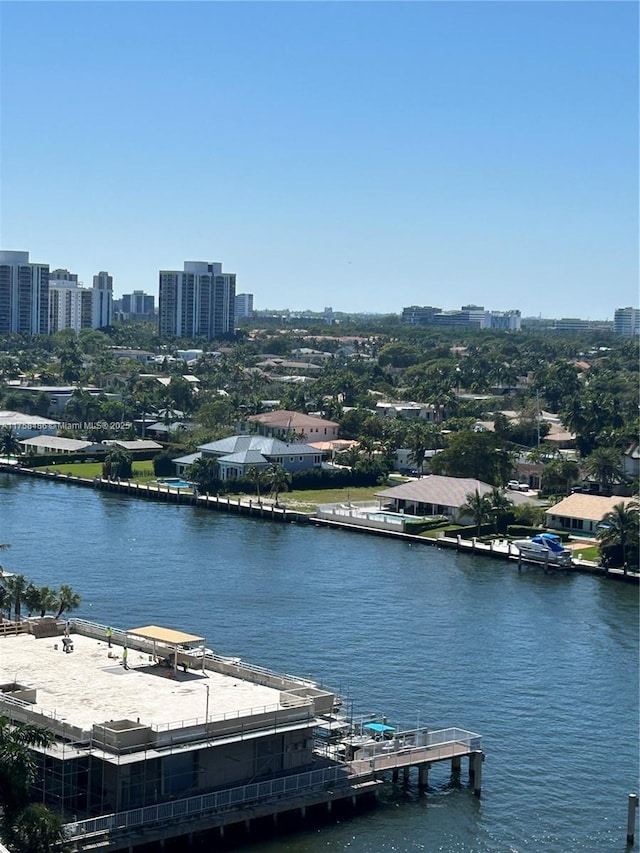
[48,270,93,333]
[0,250,50,334]
[235,292,254,319]
[159,261,236,339]
[613,307,640,336]
[92,271,113,329]
[122,290,155,319]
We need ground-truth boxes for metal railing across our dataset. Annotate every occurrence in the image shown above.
[64,763,357,841]
[64,727,482,841]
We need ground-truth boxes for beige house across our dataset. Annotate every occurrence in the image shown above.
[545,493,635,535]
[247,410,339,441]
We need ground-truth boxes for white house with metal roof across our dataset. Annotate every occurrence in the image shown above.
[0,410,60,439]
[173,435,323,481]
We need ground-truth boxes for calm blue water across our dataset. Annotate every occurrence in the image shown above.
[1,474,638,852]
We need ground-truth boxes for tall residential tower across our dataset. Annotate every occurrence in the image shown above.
[92,271,113,328]
[159,261,235,339]
[0,250,49,334]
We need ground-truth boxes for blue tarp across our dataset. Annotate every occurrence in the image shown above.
[364,722,396,733]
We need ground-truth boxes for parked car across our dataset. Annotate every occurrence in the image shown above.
[507,480,529,491]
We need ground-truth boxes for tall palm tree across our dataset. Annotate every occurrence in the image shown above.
[55,584,81,618]
[4,574,28,620]
[597,500,639,571]
[460,490,493,537]
[246,465,266,501]
[265,464,292,505]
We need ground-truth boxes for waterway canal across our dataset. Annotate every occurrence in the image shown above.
[1,474,638,852]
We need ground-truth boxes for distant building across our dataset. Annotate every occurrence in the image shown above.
[0,250,49,334]
[613,307,640,337]
[402,304,518,330]
[553,318,591,332]
[159,261,235,339]
[489,310,521,331]
[48,270,93,333]
[121,290,156,322]
[92,271,113,329]
[401,306,440,326]
[235,292,254,319]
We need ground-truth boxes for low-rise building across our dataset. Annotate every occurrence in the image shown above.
[376,476,539,522]
[0,410,60,439]
[545,493,635,535]
[19,436,105,455]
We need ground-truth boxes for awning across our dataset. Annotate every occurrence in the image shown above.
[127,625,205,645]
[126,626,207,674]
[364,722,396,733]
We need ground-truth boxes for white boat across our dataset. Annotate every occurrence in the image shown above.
[513,533,573,567]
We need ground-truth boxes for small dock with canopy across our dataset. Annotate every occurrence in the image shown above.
[126,625,208,674]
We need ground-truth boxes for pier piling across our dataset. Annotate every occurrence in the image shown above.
[472,752,483,797]
[627,793,638,844]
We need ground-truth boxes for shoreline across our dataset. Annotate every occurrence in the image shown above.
[2,463,637,584]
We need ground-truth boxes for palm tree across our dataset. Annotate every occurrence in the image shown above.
[5,802,70,853]
[488,487,513,534]
[55,584,81,618]
[0,426,21,460]
[583,447,624,495]
[597,500,639,571]
[102,447,132,480]
[27,585,58,618]
[265,464,292,505]
[246,465,266,501]
[0,717,53,823]
[460,490,493,537]
[4,574,28,620]
[187,456,220,492]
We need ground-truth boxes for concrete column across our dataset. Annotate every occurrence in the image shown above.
[627,793,638,844]
[327,799,332,813]
[245,819,251,833]
[403,767,410,783]
[219,825,224,838]
[300,805,306,818]
[392,769,399,783]
[273,812,278,826]
[352,795,357,807]
[472,752,483,797]
[418,765,429,787]
[160,839,165,850]
[451,756,461,775]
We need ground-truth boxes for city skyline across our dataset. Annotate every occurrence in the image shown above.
[2,2,638,319]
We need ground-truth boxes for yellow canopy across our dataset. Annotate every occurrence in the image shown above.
[127,625,205,645]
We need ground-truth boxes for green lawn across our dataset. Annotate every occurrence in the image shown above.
[35,461,158,482]
[573,544,600,562]
[225,486,387,513]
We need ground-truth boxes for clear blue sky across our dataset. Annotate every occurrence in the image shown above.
[1,1,637,318]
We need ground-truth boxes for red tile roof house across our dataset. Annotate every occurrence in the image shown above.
[246,410,339,442]
[376,476,540,523]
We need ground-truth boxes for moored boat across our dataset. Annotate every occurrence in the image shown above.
[512,533,573,566]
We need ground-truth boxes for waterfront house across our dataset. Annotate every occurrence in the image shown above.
[0,410,60,439]
[19,435,105,455]
[173,435,323,480]
[545,493,636,535]
[376,476,539,522]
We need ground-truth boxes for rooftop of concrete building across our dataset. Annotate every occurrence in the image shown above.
[0,631,286,735]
